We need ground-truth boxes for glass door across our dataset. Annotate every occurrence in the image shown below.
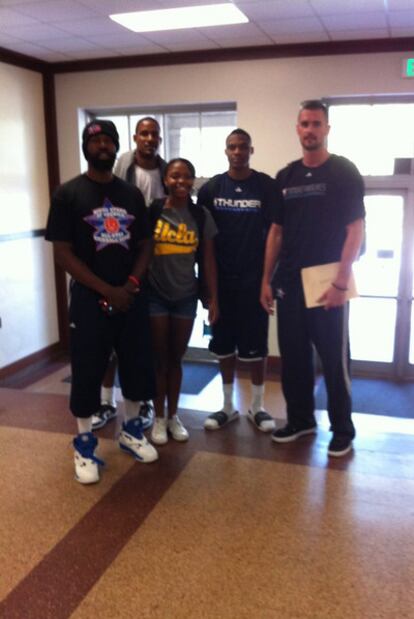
[350,189,414,378]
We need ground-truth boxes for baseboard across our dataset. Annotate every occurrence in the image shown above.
[0,343,68,388]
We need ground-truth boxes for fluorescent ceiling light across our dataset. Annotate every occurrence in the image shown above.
[110,3,248,33]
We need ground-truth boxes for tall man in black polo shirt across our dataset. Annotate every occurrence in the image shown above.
[261,100,365,457]
[46,120,158,484]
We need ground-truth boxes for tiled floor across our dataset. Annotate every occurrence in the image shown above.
[1,365,414,618]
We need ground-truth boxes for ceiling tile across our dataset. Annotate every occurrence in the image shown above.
[390,26,414,36]
[269,30,330,44]
[3,23,70,40]
[141,28,212,45]
[11,0,96,22]
[259,16,325,35]
[387,0,414,9]
[36,36,101,52]
[86,31,160,48]
[310,0,385,15]
[238,0,315,20]
[329,28,389,40]
[202,21,272,43]
[388,10,414,27]
[76,0,163,12]
[53,16,124,36]
[321,12,388,31]
[0,7,39,28]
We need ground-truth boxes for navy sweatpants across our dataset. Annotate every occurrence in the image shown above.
[276,282,355,439]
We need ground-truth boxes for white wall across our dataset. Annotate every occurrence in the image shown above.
[0,61,58,369]
[54,50,414,355]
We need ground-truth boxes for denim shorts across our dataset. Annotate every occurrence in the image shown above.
[148,290,198,319]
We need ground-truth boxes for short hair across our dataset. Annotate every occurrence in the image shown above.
[164,157,196,179]
[226,128,252,144]
[135,116,161,133]
[299,100,329,120]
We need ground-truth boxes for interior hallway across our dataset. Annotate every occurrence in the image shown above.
[1,365,414,619]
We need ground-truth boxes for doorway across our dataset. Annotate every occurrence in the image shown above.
[351,182,414,379]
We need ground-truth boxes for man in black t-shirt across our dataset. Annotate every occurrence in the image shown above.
[261,100,365,457]
[46,119,158,484]
[197,129,278,433]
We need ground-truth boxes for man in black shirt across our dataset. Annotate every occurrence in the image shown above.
[261,100,365,457]
[46,119,158,484]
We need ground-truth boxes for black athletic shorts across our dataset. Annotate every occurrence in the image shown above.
[209,281,268,361]
[69,283,156,417]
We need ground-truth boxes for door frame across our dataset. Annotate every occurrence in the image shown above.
[352,176,414,380]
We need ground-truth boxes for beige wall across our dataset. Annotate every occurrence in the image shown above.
[0,61,58,369]
[54,50,414,356]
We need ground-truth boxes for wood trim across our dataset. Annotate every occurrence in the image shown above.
[51,37,414,74]
[42,71,69,349]
[0,45,48,74]
[0,343,66,388]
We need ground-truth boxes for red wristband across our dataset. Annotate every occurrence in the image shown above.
[128,275,140,287]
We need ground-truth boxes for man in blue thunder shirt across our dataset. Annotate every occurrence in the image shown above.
[197,129,279,432]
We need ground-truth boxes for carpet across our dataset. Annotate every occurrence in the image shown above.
[63,361,219,396]
[315,377,414,418]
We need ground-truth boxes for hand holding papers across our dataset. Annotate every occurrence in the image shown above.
[301,262,358,309]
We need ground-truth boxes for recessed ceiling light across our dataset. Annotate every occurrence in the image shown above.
[109,3,248,33]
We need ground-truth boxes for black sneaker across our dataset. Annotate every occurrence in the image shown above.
[91,404,117,430]
[138,401,154,430]
[328,434,353,457]
[271,423,317,443]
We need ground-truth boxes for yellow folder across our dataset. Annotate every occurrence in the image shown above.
[301,262,358,308]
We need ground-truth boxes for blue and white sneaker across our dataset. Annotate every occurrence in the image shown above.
[73,432,105,484]
[119,417,159,463]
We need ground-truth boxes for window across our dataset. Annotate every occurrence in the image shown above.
[327,98,414,176]
[84,104,237,178]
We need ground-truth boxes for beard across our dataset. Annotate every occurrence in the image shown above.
[86,152,116,171]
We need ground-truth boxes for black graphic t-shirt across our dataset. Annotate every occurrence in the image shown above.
[45,174,151,286]
[273,154,365,286]
[197,170,278,288]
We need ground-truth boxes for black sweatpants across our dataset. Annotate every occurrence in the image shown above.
[276,282,355,439]
[69,283,156,418]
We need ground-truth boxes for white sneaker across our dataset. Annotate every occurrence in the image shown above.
[119,418,158,463]
[73,432,104,484]
[151,417,168,445]
[168,415,189,442]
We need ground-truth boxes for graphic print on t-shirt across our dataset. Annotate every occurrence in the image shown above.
[83,197,135,251]
[153,215,198,256]
[283,183,327,200]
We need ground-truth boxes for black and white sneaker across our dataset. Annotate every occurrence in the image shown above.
[271,423,317,443]
[328,434,353,457]
[204,410,239,430]
[247,409,276,433]
[138,401,155,430]
[91,403,117,430]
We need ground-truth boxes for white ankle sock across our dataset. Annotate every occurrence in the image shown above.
[223,383,235,414]
[251,384,265,414]
[77,416,93,434]
[101,386,116,407]
[124,399,139,422]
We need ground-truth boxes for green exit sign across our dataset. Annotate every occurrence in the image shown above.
[403,58,414,77]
